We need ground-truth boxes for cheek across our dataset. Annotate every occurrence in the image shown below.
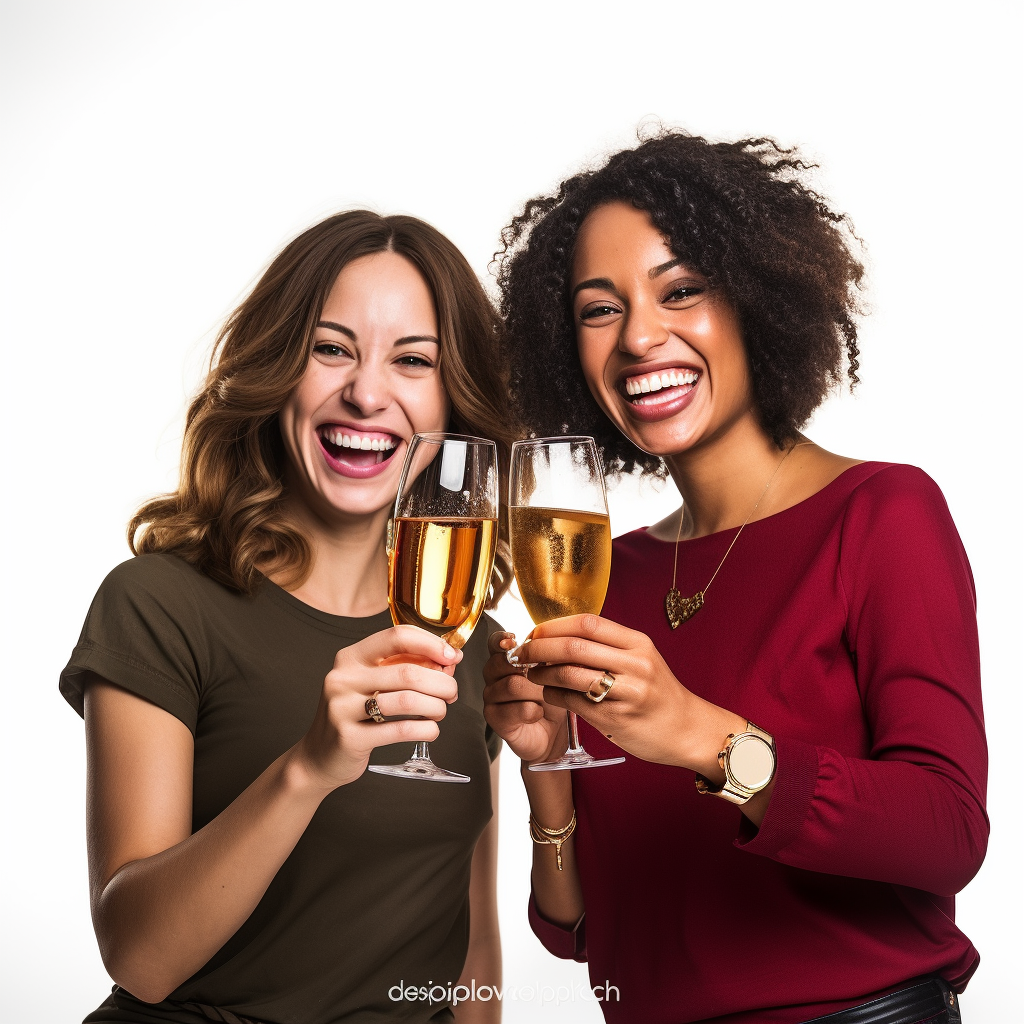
[576,337,617,416]
[408,375,450,432]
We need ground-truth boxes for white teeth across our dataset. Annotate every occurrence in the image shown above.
[625,369,700,398]
[322,428,396,451]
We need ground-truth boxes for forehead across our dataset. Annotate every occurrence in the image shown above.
[572,202,675,282]
[322,251,437,327]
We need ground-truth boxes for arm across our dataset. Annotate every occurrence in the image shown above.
[85,626,461,1003]
[482,634,585,957]
[526,470,988,895]
[454,756,502,1022]
[737,467,988,893]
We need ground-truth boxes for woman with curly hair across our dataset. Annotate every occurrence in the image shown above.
[60,211,510,1024]
[484,133,986,1023]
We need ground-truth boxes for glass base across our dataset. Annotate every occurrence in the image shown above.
[528,751,626,771]
[368,758,470,783]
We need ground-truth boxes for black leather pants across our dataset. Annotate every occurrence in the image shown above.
[802,976,961,1024]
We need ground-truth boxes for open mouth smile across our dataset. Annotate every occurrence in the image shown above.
[316,425,402,478]
[624,368,700,401]
[620,367,702,422]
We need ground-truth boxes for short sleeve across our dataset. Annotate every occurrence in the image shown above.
[59,554,208,733]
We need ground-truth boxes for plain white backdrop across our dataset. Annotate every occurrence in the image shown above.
[2,1,1021,1020]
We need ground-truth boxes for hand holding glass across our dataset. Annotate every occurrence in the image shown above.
[507,436,625,771]
[369,433,498,783]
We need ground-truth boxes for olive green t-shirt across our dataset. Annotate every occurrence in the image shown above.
[60,553,500,1024]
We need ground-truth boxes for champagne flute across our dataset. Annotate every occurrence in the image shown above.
[507,436,625,771]
[369,432,498,783]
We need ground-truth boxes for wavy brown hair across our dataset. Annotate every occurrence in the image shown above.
[497,130,866,475]
[130,210,516,602]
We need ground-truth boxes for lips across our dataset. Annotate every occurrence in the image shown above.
[316,425,401,478]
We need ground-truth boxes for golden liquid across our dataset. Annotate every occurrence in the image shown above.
[389,517,498,649]
[509,507,612,623]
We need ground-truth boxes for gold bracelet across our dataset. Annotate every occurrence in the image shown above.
[529,812,576,871]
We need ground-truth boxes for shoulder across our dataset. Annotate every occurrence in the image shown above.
[100,551,205,595]
[838,463,954,531]
[87,554,213,630]
[836,463,973,599]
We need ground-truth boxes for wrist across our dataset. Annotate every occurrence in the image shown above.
[521,762,575,828]
[674,696,747,780]
[280,741,345,803]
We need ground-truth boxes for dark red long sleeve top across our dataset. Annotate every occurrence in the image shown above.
[529,463,988,1023]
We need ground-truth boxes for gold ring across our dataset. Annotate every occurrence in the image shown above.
[365,691,385,723]
[586,671,615,703]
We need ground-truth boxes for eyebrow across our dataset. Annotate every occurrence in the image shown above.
[571,277,615,299]
[649,257,686,278]
[316,320,439,346]
[571,258,690,300]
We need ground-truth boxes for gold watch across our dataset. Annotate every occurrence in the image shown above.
[695,721,776,805]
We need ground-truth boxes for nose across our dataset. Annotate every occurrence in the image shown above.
[618,300,669,357]
[340,360,390,416]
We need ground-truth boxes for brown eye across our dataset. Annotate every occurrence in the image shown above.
[579,303,620,323]
[663,285,704,303]
[313,342,348,358]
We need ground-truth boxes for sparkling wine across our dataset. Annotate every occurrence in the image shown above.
[509,506,612,623]
[389,517,498,649]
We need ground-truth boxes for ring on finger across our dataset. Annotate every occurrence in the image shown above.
[365,691,386,723]
[586,671,616,704]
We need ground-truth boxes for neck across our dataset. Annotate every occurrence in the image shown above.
[272,495,391,618]
[664,415,790,539]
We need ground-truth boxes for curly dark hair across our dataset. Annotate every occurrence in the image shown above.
[496,129,865,475]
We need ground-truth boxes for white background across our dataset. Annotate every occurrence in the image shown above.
[2,1,1021,1020]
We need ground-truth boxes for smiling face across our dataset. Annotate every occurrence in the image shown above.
[572,202,756,458]
[278,250,449,522]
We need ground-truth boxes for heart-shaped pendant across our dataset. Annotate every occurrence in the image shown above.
[665,588,704,629]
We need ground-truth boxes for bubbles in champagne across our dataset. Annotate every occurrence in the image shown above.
[509,507,612,623]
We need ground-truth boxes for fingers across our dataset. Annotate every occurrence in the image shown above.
[484,700,548,733]
[487,630,517,656]
[522,634,626,682]
[483,670,547,707]
[543,685,601,717]
[370,688,450,722]
[357,718,441,746]
[363,661,459,702]
[530,613,638,648]
[347,625,463,670]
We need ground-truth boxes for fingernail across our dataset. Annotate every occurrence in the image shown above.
[443,643,456,658]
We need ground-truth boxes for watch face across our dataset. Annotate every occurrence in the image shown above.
[728,735,775,790]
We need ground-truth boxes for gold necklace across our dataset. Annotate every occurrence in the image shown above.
[665,443,811,628]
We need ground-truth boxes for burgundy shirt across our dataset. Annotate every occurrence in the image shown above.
[529,463,987,1023]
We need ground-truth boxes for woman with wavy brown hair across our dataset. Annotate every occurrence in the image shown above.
[60,210,512,1024]
[483,132,986,1023]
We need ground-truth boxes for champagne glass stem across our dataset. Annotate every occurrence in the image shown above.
[410,742,430,762]
[566,713,586,758]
